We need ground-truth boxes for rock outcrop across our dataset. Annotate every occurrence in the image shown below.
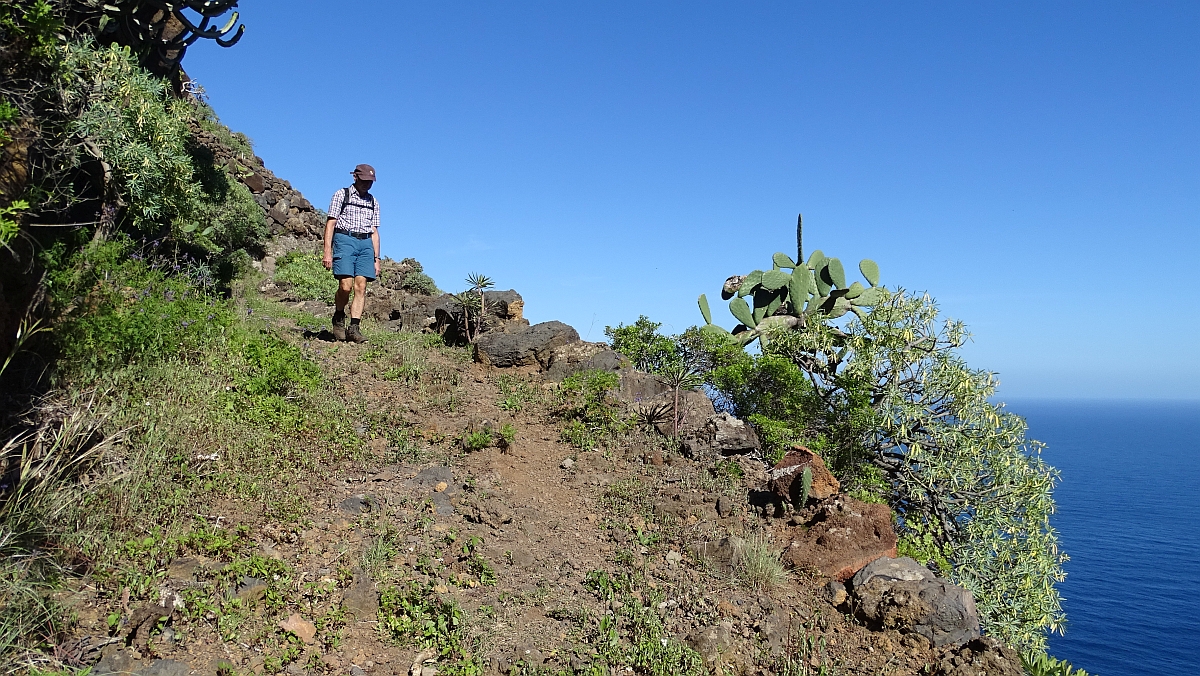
[189,121,327,241]
[475,321,581,368]
[850,556,981,648]
[782,495,898,582]
[544,341,629,380]
[768,446,840,504]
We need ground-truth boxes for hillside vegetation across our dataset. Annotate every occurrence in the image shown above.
[1,3,1085,676]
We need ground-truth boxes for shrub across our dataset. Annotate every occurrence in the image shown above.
[1022,652,1092,676]
[65,42,267,254]
[461,430,492,452]
[273,250,337,303]
[48,238,235,380]
[761,291,1066,653]
[402,270,438,296]
[606,316,677,372]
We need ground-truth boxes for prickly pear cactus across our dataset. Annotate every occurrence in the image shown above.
[696,234,885,347]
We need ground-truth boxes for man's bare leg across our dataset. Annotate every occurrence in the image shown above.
[350,276,367,319]
[332,277,353,340]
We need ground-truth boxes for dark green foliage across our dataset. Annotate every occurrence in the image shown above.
[67,43,267,253]
[461,429,492,451]
[47,238,234,380]
[239,336,322,398]
[402,270,438,296]
[0,1,62,65]
[605,316,677,373]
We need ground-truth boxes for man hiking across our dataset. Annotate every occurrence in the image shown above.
[323,164,381,343]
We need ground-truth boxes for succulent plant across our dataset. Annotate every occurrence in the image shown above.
[799,466,813,506]
[696,214,884,346]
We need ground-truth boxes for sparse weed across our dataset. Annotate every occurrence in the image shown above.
[462,430,492,452]
[363,529,401,580]
[378,581,482,671]
[582,570,706,676]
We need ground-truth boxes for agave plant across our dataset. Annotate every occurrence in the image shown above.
[457,273,495,342]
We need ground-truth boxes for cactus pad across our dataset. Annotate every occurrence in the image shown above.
[859,259,880,287]
[698,294,713,324]
[773,252,797,269]
[850,287,883,306]
[761,269,791,291]
[729,297,756,327]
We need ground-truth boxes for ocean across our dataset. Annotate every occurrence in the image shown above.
[1012,400,1200,676]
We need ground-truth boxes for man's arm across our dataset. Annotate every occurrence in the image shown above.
[371,227,381,277]
[322,217,337,269]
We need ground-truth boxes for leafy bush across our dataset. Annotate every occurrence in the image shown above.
[461,430,492,452]
[48,238,234,380]
[402,270,439,296]
[1022,652,1092,676]
[65,42,266,253]
[760,291,1066,652]
[273,250,337,302]
[68,44,200,232]
[606,316,678,372]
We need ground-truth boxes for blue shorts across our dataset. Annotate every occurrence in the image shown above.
[331,231,376,280]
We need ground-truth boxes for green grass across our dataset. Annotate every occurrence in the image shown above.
[0,244,370,660]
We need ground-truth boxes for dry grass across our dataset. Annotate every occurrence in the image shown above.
[736,532,788,591]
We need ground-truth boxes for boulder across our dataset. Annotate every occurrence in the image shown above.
[269,198,290,225]
[244,172,265,193]
[851,556,981,647]
[768,446,840,504]
[687,536,745,573]
[475,321,579,368]
[428,291,530,343]
[782,495,898,582]
[342,570,379,620]
[681,412,761,457]
[544,341,629,380]
[688,621,734,666]
[616,369,671,403]
[929,637,1023,676]
[485,289,525,322]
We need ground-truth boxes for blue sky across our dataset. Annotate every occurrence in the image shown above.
[185,2,1199,400]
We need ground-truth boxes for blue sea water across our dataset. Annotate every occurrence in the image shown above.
[1012,400,1200,676]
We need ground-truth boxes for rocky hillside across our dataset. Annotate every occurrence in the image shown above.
[43,134,1025,676]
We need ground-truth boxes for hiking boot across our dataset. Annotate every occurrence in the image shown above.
[346,323,368,343]
[331,312,346,341]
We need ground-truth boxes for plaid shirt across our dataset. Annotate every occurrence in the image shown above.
[328,187,381,234]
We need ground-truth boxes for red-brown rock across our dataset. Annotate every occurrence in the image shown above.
[767,446,840,504]
[782,495,898,582]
